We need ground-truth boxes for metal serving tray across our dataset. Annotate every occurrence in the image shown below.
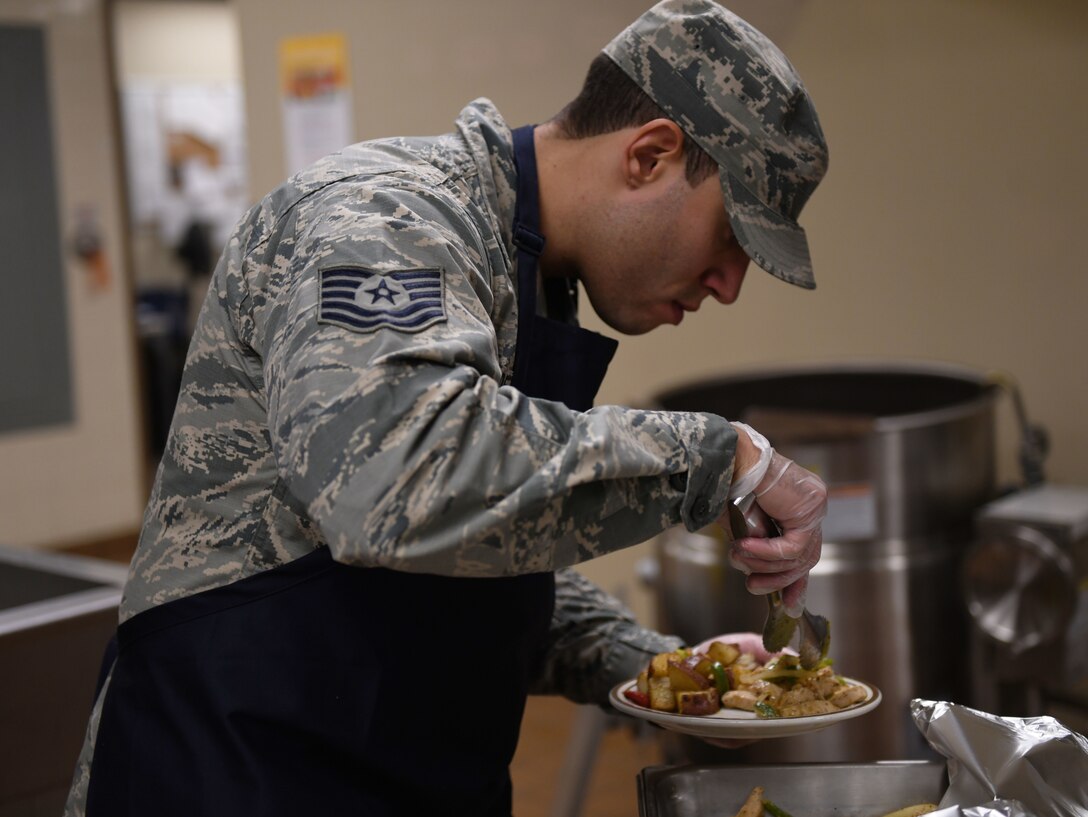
[638,760,947,817]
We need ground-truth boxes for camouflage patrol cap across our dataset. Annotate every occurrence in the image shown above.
[603,0,828,289]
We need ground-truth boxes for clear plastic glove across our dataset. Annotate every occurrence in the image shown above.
[722,449,827,616]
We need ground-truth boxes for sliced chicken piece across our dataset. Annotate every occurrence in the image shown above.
[721,690,759,711]
[749,680,785,704]
[829,683,869,709]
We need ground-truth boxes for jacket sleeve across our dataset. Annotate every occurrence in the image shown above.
[261,178,738,576]
[529,568,684,705]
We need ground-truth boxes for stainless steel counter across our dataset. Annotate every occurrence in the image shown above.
[0,545,125,817]
[638,760,947,817]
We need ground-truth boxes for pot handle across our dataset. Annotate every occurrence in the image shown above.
[989,370,1049,487]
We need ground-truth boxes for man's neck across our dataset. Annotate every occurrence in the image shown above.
[531,121,601,280]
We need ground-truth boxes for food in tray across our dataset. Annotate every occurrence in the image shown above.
[622,640,869,718]
[876,807,939,817]
[731,785,769,817]
[729,785,807,817]
[727,786,937,817]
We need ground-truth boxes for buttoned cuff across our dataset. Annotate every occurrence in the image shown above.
[669,414,736,531]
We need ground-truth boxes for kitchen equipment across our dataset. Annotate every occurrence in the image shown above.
[966,484,1088,654]
[964,484,1088,725]
[649,361,1001,763]
[637,760,947,817]
[0,544,125,815]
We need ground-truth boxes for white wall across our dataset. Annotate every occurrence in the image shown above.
[0,0,145,549]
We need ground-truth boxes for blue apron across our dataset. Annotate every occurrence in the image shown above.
[85,125,617,817]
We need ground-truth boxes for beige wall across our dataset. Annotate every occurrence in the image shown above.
[233,0,1088,620]
[236,0,655,194]
[0,0,145,548]
[0,0,1080,598]
[114,0,240,83]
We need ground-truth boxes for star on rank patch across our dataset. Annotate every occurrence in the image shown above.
[318,267,446,334]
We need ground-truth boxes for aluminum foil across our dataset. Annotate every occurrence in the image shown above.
[933,804,1043,817]
[911,699,1088,817]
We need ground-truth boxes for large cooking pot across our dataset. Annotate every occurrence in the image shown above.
[650,360,1000,762]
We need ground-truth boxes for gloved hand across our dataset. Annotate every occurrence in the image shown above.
[721,427,828,617]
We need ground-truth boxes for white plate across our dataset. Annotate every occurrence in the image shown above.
[608,677,882,739]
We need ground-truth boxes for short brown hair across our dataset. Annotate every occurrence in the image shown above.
[552,53,719,186]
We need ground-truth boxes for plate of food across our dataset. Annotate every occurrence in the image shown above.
[609,640,881,739]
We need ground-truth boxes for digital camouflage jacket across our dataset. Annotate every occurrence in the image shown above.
[66,97,741,816]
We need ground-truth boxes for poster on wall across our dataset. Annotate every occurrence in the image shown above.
[119,80,248,249]
[279,32,354,176]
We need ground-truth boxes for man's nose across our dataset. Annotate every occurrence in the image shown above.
[703,258,749,305]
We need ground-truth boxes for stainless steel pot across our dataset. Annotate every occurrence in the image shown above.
[650,360,1000,762]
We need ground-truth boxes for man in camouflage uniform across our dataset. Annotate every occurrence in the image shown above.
[68,1,830,814]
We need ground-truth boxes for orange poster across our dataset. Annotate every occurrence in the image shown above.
[279,33,354,175]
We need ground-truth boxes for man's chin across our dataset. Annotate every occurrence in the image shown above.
[581,292,659,336]
[602,317,656,336]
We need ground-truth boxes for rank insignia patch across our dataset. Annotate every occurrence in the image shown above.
[318,267,446,333]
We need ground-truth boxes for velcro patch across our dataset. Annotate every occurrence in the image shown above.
[318,267,446,334]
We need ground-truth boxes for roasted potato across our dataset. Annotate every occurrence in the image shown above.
[648,675,677,712]
[667,659,711,692]
[650,651,682,678]
[676,688,720,715]
[706,640,741,667]
[689,653,716,677]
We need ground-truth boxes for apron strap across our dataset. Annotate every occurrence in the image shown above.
[511,124,544,388]
[509,124,618,412]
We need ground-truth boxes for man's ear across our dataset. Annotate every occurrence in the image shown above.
[625,119,686,187]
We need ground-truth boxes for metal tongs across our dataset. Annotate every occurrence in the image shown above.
[728,492,831,669]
